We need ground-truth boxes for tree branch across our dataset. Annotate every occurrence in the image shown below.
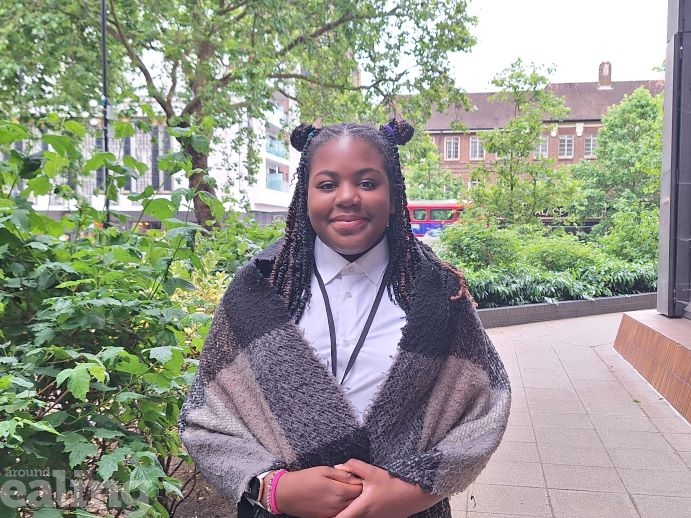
[270,70,406,92]
[277,6,399,58]
[216,0,250,18]
[166,60,179,107]
[107,0,175,120]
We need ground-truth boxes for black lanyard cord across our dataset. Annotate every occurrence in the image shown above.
[313,264,388,385]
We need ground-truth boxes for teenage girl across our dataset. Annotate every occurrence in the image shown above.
[179,120,511,518]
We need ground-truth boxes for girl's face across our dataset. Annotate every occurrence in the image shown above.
[307,136,394,257]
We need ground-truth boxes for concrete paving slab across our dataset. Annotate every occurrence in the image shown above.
[618,468,691,497]
[531,412,593,429]
[632,495,691,518]
[492,441,542,463]
[542,464,626,493]
[537,444,612,467]
[549,489,638,517]
[477,312,691,518]
[598,430,675,450]
[607,447,688,471]
[466,484,551,517]
[589,414,657,432]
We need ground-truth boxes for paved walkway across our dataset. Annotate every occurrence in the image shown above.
[451,312,691,518]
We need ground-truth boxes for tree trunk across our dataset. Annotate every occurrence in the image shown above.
[186,144,217,230]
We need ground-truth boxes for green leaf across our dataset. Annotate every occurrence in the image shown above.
[83,152,116,173]
[0,121,30,144]
[163,277,196,295]
[93,428,124,439]
[128,185,155,201]
[149,346,173,364]
[56,367,91,401]
[42,134,79,158]
[98,347,124,363]
[25,420,60,435]
[124,154,148,174]
[33,508,63,518]
[142,198,175,220]
[129,463,165,495]
[64,120,86,138]
[98,449,127,480]
[24,175,52,196]
[190,134,210,154]
[67,441,98,468]
[114,120,135,139]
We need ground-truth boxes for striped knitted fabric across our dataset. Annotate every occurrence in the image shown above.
[179,241,511,518]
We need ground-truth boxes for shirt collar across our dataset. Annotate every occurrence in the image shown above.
[313,236,390,285]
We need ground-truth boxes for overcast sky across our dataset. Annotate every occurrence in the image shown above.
[451,0,668,92]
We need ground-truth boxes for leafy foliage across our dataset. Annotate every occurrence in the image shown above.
[438,218,657,308]
[2,0,479,226]
[400,133,463,200]
[469,60,576,223]
[594,205,659,263]
[571,87,663,218]
[0,118,267,517]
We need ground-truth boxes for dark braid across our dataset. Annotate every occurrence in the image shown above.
[269,120,471,320]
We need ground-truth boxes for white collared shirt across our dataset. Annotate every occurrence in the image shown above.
[298,237,406,423]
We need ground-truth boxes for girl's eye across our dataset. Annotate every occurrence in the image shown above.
[360,180,376,189]
[317,182,336,191]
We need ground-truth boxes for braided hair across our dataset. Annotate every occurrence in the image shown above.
[269,119,470,320]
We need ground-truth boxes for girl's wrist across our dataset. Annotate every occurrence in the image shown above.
[260,469,288,514]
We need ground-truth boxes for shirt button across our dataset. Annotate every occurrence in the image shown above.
[345,292,352,298]
[344,339,350,346]
[345,265,353,273]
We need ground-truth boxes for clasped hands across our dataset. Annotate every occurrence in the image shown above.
[273,459,441,518]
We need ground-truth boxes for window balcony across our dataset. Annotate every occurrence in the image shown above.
[266,138,288,159]
[266,171,289,192]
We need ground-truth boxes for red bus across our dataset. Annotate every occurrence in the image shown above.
[407,200,464,237]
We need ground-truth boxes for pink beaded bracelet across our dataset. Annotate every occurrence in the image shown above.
[269,469,287,515]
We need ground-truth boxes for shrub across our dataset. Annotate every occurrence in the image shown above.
[440,217,520,269]
[596,207,659,263]
[518,230,609,272]
[0,118,227,517]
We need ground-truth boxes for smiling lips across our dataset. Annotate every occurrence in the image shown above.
[331,215,367,231]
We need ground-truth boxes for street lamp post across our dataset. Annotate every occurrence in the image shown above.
[100,0,111,225]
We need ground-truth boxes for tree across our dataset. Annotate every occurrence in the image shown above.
[401,134,463,200]
[572,87,663,216]
[469,60,575,223]
[0,0,478,227]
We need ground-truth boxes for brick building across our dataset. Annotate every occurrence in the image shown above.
[425,63,664,188]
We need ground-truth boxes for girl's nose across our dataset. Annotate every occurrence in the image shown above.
[335,184,360,206]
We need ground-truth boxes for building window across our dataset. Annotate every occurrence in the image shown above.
[558,135,574,159]
[266,166,288,192]
[470,136,485,160]
[584,135,597,158]
[534,136,549,158]
[444,137,460,160]
[266,135,288,158]
[467,179,480,190]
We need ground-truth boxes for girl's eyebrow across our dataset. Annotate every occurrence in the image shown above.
[312,168,385,178]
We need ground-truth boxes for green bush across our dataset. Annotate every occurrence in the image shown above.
[596,207,659,263]
[439,212,657,308]
[440,217,520,269]
[519,230,609,272]
[196,213,283,275]
[0,118,230,517]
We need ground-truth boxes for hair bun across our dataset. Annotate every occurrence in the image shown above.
[382,119,414,146]
[290,124,318,152]
[391,119,414,145]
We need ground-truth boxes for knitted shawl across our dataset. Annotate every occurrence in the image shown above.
[179,241,511,518]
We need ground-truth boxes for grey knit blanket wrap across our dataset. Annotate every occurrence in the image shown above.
[179,242,511,518]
